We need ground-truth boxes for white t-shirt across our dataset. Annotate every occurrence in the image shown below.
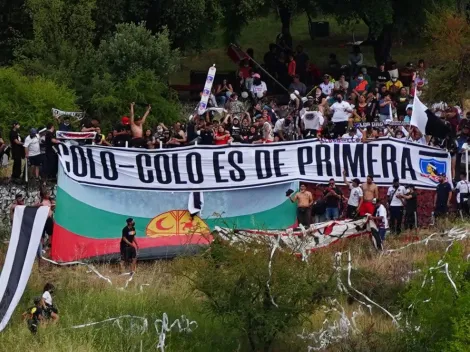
[348,185,363,207]
[263,121,274,141]
[251,82,267,96]
[42,291,52,305]
[301,111,324,130]
[375,204,389,229]
[274,119,284,133]
[330,101,353,123]
[319,82,334,96]
[24,135,41,157]
[456,180,470,203]
[342,130,363,139]
[387,186,406,207]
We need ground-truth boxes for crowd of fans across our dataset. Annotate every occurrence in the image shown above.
[0,44,469,184]
[1,43,469,238]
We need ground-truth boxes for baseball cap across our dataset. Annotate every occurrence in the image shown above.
[126,217,134,223]
[252,73,261,79]
[15,193,23,200]
[30,128,38,134]
[121,116,130,125]
[406,104,413,110]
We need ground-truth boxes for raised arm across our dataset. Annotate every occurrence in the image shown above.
[130,102,135,124]
[141,104,151,124]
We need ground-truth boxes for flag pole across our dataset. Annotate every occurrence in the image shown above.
[230,43,290,94]
[466,149,469,182]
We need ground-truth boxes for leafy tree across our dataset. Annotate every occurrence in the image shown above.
[0,67,78,136]
[17,0,97,85]
[92,23,180,80]
[422,10,470,106]
[0,0,32,64]
[88,70,181,130]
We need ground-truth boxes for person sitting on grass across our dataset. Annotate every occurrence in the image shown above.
[22,297,44,334]
[42,283,59,322]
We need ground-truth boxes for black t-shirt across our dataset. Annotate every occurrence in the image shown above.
[9,129,23,157]
[186,122,198,142]
[246,131,262,144]
[375,70,390,84]
[323,187,343,208]
[240,126,250,138]
[121,226,136,247]
[436,182,452,206]
[113,123,131,146]
[200,130,214,145]
[58,123,71,132]
[28,306,43,322]
[405,191,417,212]
[44,131,56,154]
[230,125,241,138]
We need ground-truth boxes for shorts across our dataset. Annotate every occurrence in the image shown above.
[120,245,137,262]
[130,138,147,148]
[359,201,375,216]
[29,155,42,166]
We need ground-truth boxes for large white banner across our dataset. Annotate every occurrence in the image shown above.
[57,138,451,192]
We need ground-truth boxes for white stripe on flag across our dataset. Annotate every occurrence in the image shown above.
[0,206,49,332]
[0,207,25,303]
[411,94,429,135]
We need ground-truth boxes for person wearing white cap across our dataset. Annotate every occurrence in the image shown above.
[250,73,267,98]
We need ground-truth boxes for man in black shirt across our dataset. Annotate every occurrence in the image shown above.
[113,117,132,147]
[323,179,343,220]
[44,123,59,179]
[199,123,215,145]
[9,122,24,181]
[434,175,453,219]
[120,218,138,273]
[401,185,418,231]
[375,63,391,86]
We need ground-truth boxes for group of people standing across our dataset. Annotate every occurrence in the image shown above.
[289,172,419,242]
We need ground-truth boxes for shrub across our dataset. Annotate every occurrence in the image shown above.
[174,234,336,351]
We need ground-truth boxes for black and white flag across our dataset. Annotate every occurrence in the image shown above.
[0,206,49,332]
[411,94,451,139]
[188,192,204,217]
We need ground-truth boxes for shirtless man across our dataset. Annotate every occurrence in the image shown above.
[289,184,313,227]
[359,175,379,216]
[130,102,151,148]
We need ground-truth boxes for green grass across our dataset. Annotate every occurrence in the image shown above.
[0,261,242,352]
[172,14,428,85]
[1,223,466,352]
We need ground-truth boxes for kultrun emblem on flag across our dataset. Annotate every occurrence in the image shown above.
[145,210,210,238]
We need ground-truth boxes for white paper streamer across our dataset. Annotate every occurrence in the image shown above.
[41,256,113,285]
[155,313,198,352]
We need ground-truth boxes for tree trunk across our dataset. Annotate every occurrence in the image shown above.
[278,5,293,49]
[373,24,393,66]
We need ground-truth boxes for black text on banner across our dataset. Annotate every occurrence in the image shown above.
[56,139,451,191]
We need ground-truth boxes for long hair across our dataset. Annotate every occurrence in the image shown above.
[43,282,55,293]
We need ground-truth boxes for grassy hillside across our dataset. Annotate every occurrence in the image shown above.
[1,222,468,351]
